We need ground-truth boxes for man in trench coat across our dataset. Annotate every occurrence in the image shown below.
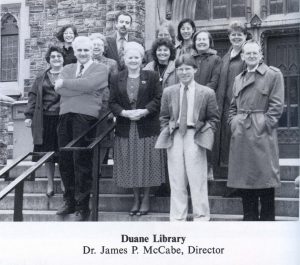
[227,40,284,221]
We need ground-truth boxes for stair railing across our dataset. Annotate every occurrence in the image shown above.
[0,151,55,221]
[0,110,115,221]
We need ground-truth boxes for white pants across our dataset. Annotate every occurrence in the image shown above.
[167,129,210,221]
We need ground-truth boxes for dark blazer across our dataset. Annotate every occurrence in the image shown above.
[105,32,142,71]
[109,69,162,138]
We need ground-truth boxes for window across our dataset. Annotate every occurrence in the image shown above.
[195,0,246,20]
[1,13,19,82]
[269,0,299,14]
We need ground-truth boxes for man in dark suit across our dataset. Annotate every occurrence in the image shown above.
[105,11,141,71]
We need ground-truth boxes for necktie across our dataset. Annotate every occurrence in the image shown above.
[118,37,125,68]
[77,64,84,78]
[179,85,188,136]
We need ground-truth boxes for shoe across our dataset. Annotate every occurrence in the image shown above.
[129,210,139,216]
[46,191,55,198]
[73,209,90,221]
[136,210,148,216]
[56,201,75,215]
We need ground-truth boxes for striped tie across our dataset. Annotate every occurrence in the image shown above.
[77,64,84,78]
[179,85,188,136]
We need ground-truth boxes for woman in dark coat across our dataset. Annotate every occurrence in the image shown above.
[24,46,65,197]
[213,21,249,181]
[109,42,165,216]
[56,25,78,65]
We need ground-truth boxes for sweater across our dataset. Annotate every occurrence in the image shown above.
[56,62,108,118]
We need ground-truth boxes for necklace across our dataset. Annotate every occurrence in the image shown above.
[157,63,167,82]
[48,70,61,85]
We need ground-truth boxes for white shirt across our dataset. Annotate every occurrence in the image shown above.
[116,32,129,51]
[247,64,259,72]
[177,81,196,127]
[76,59,93,77]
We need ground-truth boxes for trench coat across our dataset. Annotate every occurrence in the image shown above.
[227,63,284,189]
[193,48,222,91]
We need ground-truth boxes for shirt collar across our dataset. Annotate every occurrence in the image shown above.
[247,64,259,73]
[77,59,93,71]
[180,80,195,90]
[117,32,128,41]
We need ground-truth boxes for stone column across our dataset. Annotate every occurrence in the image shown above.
[0,95,15,166]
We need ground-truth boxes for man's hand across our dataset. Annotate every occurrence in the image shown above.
[24,119,32,127]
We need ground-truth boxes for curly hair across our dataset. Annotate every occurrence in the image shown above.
[151,38,176,63]
[45,46,65,63]
[155,22,176,45]
[177,18,196,42]
[56,25,78,43]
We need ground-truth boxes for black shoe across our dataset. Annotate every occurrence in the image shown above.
[56,201,75,215]
[73,209,91,221]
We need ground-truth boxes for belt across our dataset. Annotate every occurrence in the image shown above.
[237,109,264,129]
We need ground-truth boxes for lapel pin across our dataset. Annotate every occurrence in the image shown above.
[142,80,146,84]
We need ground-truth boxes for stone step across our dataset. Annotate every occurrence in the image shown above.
[0,178,298,198]
[0,210,297,222]
[0,194,298,217]
[1,162,299,181]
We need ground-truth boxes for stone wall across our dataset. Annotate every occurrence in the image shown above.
[23,0,145,97]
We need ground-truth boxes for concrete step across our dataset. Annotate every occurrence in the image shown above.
[1,178,299,198]
[0,210,297,222]
[1,161,298,181]
[0,194,298,217]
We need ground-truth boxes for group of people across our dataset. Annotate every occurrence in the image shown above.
[24,11,284,222]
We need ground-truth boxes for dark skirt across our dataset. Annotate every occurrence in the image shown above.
[32,115,59,163]
[113,121,166,188]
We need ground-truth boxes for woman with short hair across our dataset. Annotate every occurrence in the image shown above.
[24,46,65,197]
[109,42,165,216]
[56,25,78,65]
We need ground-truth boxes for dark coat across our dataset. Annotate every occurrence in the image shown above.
[109,69,162,138]
[63,46,77,66]
[24,69,56,145]
[227,63,284,189]
[105,32,142,71]
[213,47,247,173]
[193,48,222,91]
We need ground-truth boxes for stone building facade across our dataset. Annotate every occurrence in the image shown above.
[0,0,299,158]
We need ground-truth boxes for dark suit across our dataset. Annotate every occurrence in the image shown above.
[105,32,142,71]
[109,69,162,138]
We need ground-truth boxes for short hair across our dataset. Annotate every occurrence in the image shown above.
[89,33,108,52]
[228,21,247,35]
[155,22,176,44]
[73,36,93,50]
[151,38,176,63]
[241,39,262,53]
[175,54,197,69]
[177,18,196,42]
[124,41,145,58]
[45,46,65,63]
[193,30,214,50]
[115,11,132,24]
[56,25,78,43]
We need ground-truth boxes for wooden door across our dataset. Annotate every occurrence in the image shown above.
[267,34,300,157]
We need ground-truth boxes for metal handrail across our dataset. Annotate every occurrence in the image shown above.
[0,151,55,221]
